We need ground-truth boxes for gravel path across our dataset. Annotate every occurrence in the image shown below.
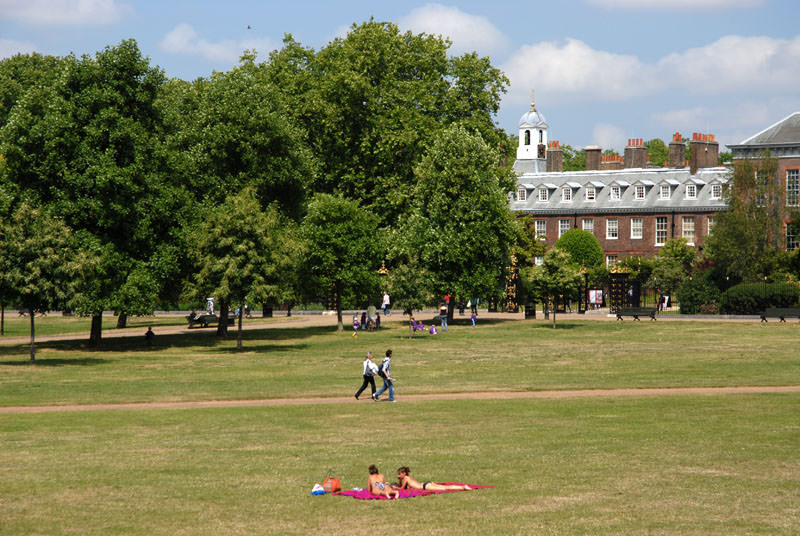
[2,385,798,414]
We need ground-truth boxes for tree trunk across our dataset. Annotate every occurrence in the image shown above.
[237,302,243,351]
[116,312,127,329]
[89,314,103,346]
[1,303,4,336]
[216,300,229,337]
[336,282,343,331]
[29,312,35,362]
[552,299,557,329]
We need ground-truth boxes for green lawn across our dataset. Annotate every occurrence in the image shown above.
[0,317,798,535]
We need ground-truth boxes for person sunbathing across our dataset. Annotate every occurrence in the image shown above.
[368,465,399,499]
[395,466,471,491]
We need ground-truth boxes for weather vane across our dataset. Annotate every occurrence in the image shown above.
[530,89,535,111]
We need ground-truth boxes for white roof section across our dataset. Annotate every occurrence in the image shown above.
[566,181,582,188]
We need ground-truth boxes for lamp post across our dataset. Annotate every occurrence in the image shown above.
[579,261,588,314]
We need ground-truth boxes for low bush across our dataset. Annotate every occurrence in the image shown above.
[676,277,721,315]
[719,282,800,314]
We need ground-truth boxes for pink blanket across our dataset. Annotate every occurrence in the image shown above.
[336,483,493,500]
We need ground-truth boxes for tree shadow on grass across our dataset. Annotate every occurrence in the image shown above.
[527,322,583,330]
[0,357,110,366]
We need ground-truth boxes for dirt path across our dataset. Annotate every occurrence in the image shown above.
[2,385,798,414]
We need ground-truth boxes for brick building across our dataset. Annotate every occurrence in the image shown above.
[726,112,800,250]
[511,97,729,265]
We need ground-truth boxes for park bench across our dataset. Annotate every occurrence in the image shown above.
[759,307,800,323]
[615,307,657,321]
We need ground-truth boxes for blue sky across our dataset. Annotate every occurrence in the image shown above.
[2,0,798,153]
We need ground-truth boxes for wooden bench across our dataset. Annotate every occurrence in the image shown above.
[760,308,800,322]
[616,307,657,321]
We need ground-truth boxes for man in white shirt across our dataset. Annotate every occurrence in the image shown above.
[355,352,378,400]
[382,292,391,316]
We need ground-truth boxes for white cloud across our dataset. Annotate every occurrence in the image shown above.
[0,0,131,25]
[502,38,656,107]
[160,23,276,64]
[592,123,627,150]
[398,3,511,57]
[503,34,800,109]
[586,0,764,9]
[0,38,36,58]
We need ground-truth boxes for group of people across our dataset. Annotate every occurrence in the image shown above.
[367,465,471,499]
[354,350,395,402]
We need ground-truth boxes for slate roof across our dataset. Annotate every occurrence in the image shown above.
[728,112,800,149]
[511,166,730,215]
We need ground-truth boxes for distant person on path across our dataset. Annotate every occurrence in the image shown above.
[375,312,381,329]
[395,467,472,491]
[352,314,360,337]
[355,352,378,400]
[367,304,377,330]
[439,302,448,332]
[470,298,478,315]
[382,292,391,316]
[360,311,367,331]
[145,327,155,346]
[374,349,395,401]
[368,465,399,499]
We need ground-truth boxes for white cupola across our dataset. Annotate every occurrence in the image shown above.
[517,90,548,161]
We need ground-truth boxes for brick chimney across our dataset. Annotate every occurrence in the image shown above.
[690,132,717,174]
[585,146,602,171]
[600,154,624,170]
[668,132,685,168]
[706,133,719,167]
[623,138,646,168]
[546,140,563,172]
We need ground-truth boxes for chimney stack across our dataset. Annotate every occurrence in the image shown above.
[546,140,563,172]
[689,132,717,173]
[585,146,602,171]
[624,138,647,168]
[600,154,624,170]
[669,132,685,168]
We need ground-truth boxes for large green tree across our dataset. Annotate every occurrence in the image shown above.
[299,194,383,331]
[0,39,188,344]
[187,188,301,347]
[265,21,508,225]
[0,203,82,361]
[0,52,63,127]
[403,125,516,306]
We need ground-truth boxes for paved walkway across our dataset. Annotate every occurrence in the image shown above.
[2,385,798,414]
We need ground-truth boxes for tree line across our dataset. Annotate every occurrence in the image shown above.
[0,22,518,359]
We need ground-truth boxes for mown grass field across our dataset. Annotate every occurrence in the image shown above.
[1,316,799,535]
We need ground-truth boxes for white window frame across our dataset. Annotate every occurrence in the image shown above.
[710,183,722,200]
[686,184,697,199]
[559,219,570,237]
[631,217,643,239]
[634,185,645,200]
[538,188,549,202]
[517,188,527,201]
[585,186,596,201]
[707,216,714,235]
[610,186,621,201]
[682,217,695,246]
[655,217,668,246]
[606,218,618,240]
[606,255,617,267]
[786,169,799,207]
[562,186,572,202]
[534,256,544,266]
[535,220,547,240]
[582,218,594,234]
[659,185,671,200]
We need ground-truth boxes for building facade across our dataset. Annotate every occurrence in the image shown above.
[726,112,800,251]
[511,98,729,264]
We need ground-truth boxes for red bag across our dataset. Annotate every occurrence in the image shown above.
[323,470,341,493]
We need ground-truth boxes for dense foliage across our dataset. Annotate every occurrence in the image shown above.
[719,282,800,314]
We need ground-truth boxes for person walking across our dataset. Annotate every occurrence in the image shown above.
[439,302,448,332]
[373,349,395,402]
[355,352,378,400]
[382,291,391,316]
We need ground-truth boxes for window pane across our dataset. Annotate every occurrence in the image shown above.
[631,217,643,239]
[606,218,618,239]
[787,170,799,207]
[582,218,594,234]
[535,220,547,240]
[559,219,570,237]
[682,216,695,245]
[656,217,668,245]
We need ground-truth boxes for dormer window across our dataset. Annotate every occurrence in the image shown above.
[538,188,549,202]
[610,186,621,200]
[710,183,722,200]
[562,186,572,202]
[586,186,596,201]
[517,188,527,201]
[634,185,645,200]
[686,184,697,199]
[659,185,671,199]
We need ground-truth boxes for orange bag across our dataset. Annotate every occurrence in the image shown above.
[323,470,341,493]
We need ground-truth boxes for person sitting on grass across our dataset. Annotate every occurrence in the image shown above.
[368,465,399,499]
[394,466,471,491]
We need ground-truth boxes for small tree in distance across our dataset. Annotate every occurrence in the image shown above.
[521,248,582,328]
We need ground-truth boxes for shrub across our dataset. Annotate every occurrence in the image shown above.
[554,229,603,268]
[719,282,800,314]
[676,277,721,314]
